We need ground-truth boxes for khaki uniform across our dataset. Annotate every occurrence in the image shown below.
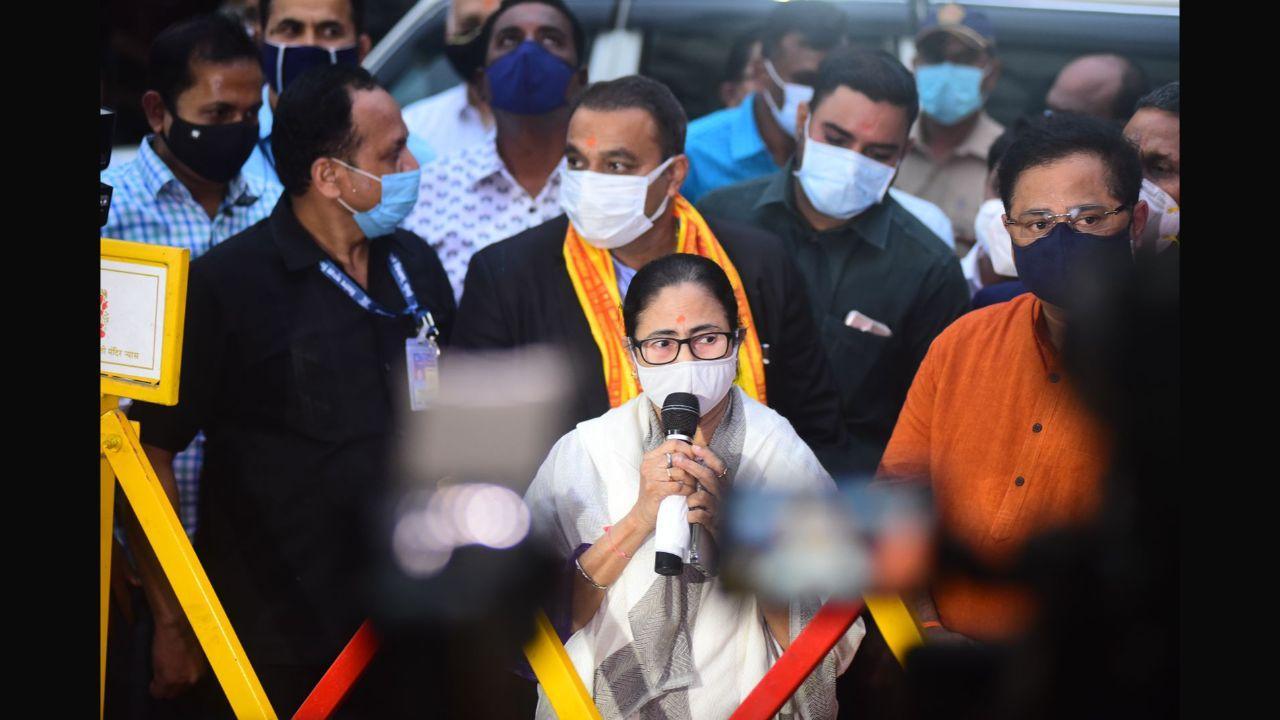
[896,111,1005,251]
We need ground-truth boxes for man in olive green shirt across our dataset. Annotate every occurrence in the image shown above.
[699,47,968,474]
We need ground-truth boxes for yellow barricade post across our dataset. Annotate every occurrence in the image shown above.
[863,594,925,665]
[100,398,117,717]
[101,408,278,718]
[522,610,603,720]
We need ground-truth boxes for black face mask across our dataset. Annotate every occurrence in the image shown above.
[444,29,486,83]
[163,113,259,183]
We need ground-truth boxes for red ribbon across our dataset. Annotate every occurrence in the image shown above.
[728,601,865,720]
[291,620,380,720]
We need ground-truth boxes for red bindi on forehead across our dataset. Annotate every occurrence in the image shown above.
[676,314,686,324]
[586,136,597,147]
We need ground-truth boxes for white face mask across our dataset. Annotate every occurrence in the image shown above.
[1135,178,1180,253]
[559,157,677,250]
[793,117,896,220]
[973,198,1017,278]
[762,59,813,138]
[635,349,739,416]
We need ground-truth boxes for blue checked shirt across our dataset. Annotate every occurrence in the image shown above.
[102,136,283,536]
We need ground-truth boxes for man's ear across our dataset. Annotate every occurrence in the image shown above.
[747,55,771,95]
[1131,198,1150,244]
[357,33,373,61]
[311,157,347,201]
[569,66,589,97]
[667,154,689,198]
[141,90,168,136]
[982,56,1003,95]
[794,101,810,165]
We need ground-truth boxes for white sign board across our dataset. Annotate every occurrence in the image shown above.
[100,258,168,382]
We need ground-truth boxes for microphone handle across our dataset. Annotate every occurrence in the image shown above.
[665,430,709,570]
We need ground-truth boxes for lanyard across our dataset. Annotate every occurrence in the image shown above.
[318,253,439,340]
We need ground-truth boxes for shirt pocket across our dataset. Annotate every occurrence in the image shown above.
[240,330,345,441]
[987,446,1102,544]
[822,315,895,398]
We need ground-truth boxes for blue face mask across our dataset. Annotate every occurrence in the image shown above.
[332,159,422,238]
[916,63,985,125]
[485,40,576,115]
[261,41,360,94]
[1013,222,1133,309]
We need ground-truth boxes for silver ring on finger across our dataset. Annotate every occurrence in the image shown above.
[716,467,728,479]
[665,452,673,469]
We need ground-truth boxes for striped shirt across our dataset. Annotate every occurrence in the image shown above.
[101,136,283,535]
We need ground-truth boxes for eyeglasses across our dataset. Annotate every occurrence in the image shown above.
[1004,204,1130,242]
[630,330,742,366]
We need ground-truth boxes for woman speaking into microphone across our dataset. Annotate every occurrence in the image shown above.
[524,254,864,718]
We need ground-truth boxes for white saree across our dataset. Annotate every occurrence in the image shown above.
[524,388,865,719]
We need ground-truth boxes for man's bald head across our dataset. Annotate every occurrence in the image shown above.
[1046,54,1147,121]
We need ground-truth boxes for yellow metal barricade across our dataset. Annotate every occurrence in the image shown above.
[101,406,278,718]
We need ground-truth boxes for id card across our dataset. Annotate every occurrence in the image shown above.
[405,336,440,411]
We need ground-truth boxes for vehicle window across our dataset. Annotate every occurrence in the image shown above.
[374,2,1177,129]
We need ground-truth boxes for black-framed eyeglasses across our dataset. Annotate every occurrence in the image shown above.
[1004,204,1130,242]
[629,329,742,366]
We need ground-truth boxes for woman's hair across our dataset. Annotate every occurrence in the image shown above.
[623,254,740,339]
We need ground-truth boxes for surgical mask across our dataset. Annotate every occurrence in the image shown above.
[260,41,360,95]
[762,59,813,138]
[1135,179,1179,253]
[635,350,739,416]
[332,158,422,238]
[559,157,676,249]
[916,62,986,126]
[973,198,1017,277]
[794,117,896,220]
[162,113,259,183]
[486,40,576,115]
[1013,222,1133,309]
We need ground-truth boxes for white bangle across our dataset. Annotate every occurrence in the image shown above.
[575,556,607,591]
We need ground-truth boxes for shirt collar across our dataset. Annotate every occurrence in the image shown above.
[136,136,181,200]
[754,159,892,250]
[729,93,770,163]
[908,111,1003,160]
[258,83,274,141]
[138,134,262,208]
[268,195,330,272]
[1029,296,1064,373]
[446,83,490,128]
[229,169,265,207]
[461,137,508,189]
[464,136,562,199]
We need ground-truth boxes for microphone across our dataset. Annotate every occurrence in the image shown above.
[655,393,699,576]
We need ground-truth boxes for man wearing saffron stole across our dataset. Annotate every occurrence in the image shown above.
[452,75,847,463]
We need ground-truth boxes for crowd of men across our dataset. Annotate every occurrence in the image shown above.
[101,0,1180,716]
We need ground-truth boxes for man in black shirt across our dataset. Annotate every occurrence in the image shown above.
[127,64,454,715]
[698,47,969,475]
[453,75,848,462]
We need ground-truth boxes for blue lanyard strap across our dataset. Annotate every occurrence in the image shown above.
[318,252,438,338]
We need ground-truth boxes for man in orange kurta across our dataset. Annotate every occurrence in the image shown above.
[878,111,1150,642]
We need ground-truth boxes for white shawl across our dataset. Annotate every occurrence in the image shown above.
[524,388,865,719]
